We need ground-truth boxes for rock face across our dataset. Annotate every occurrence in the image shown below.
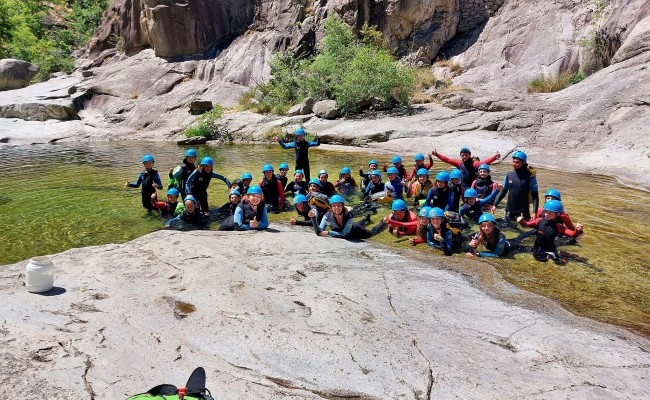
[1,228,649,399]
[0,59,39,91]
[313,99,339,119]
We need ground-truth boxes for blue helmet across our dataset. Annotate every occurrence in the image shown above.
[185,148,198,157]
[545,188,562,200]
[460,147,471,154]
[229,189,241,196]
[414,153,425,161]
[418,206,432,217]
[417,168,429,176]
[544,199,564,213]
[435,171,450,182]
[294,169,304,177]
[200,156,214,166]
[478,163,490,171]
[341,166,351,174]
[391,199,408,211]
[449,169,463,180]
[167,188,180,197]
[293,194,308,204]
[262,164,274,172]
[241,172,253,180]
[392,155,403,164]
[308,178,322,187]
[464,188,478,198]
[429,207,445,218]
[295,127,306,136]
[513,150,527,162]
[387,166,399,175]
[369,170,382,178]
[318,169,328,177]
[247,185,263,195]
[478,214,496,224]
[141,154,154,163]
[329,195,345,204]
[185,195,197,204]
[279,163,289,170]
[368,159,379,166]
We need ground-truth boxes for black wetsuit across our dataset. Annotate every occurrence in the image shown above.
[425,186,454,211]
[128,169,162,211]
[494,166,539,220]
[459,159,478,188]
[276,174,288,191]
[449,184,463,213]
[473,176,495,200]
[279,138,320,180]
[170,158,196,198]
[285,180,309,196]
[261,175,283,212]
[320,181,336,197]
[220,201,266,231]
[532,217,562,262]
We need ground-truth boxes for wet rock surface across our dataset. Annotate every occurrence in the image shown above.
[0,227,648,399]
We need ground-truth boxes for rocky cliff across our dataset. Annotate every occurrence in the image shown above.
[1,0,648,186]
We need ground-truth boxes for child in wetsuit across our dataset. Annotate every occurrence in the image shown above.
[165,195,207,229]
[359,159,379,191]
[317,169,336,197]
[186,156,231,215]
[151,188,181,218]
[466,214,517,258]
[260,164,285,213]
[408,168,435,207]
[409,207,432,245]
[432,147,500,188]
[334,167,358,195]
[168,148,197,199]
[125,154,163,211]
[425,171,454,211]
[285,170,309,196]
[426,207,465,256]
[518,200,583,264]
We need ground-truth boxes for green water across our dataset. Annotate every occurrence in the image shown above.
[0,142,648,335]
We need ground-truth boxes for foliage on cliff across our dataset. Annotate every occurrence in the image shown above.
[0,0,108,80]
[245,17,414,115]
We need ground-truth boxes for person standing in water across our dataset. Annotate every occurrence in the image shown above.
[278,127,320,180]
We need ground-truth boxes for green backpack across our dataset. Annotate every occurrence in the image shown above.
[126,367,213,400]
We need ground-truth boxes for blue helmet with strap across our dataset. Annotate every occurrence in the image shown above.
[369,170,382,178]
[368,159,379,166]
[464,188,478,198]
[296,127,306,136]
[387,166,399,175]
[294,169,304,177]
[241,172,253,180]
[391,199,407,211]
[429,207,445,218]
[449,169,463,180]
[544,188,562,200]
[392,155,403,164]
[185,148,198,157]
[166,188,180,197]
[329,195,345,204]
[478,214,496,224]
[318,169,328,177]
[185,195,197,204]
[513,150,527,162]
[247,185,263,195]
[418,206,432,217]
[279,163,289,170]
[435,171,450,182]
[544,199,564,213]
[341,166,351,174]
[141,154,155,163]
[414,153,425,161]
[293,194,308,204]
[460,147,471,154]
[262,164,274,172]
[200,156,214,166]
[478,163,490,171]
[417,168,429,176]
[229,189,241,196]
[308,178,322,187]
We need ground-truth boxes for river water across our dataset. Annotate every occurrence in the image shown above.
[0,141,648,335]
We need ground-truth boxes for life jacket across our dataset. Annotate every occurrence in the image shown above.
[237,201,265,225]
[459,158,479,187]
[534,217,560,252]
[472,176,495,199]
[141,169,159,194]
[324,209,352,233]
[260,175,281,207]
[427,186,452,209]
[190,169,212,193]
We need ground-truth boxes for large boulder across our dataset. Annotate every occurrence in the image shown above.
[0,59,39,91]
[313,100,339,119]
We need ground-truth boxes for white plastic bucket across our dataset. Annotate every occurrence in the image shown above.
[25,256,55,293]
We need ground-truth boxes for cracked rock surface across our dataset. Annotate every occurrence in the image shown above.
[1,227,648,399]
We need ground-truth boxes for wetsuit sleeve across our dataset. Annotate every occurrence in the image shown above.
[165,215,181,226]
[494,176,509,207]
[387,219,419,229]
[411,237,425,245]
[277,181,285,209]
[478,189,499,206]
[531,175,539,214]
[427,154,434,169]
[359,169,369,179]
[152,200,167,210]
[406,167,417,181]
[211,171,231,188]
[257,207,269,229]
[308,137,320,147]
[424,188,434,207]
[233,206,250,230]
[128,172,144,188]
[154,172,163,189]
[556,223,580,237]
[478,234,506,258]
[520,217,540,227]
[318,216,328,231]
[560,213,576,230]
[443,230,454,254]
[186,171,197,194]
[476,154,498,168]
[444,191,455,212]
[328,218,353,238]
[279,140,295,149]
[433,153,462,168]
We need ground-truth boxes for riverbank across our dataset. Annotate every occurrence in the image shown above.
[1,227,648,399]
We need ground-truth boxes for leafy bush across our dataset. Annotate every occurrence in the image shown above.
[246,17,414,115]
[527,72,585,93]
[0,0,109,81]
[185,105,232,141]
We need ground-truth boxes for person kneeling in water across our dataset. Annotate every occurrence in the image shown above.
[313,195,382,239]
[165,195,207,229]
[518,199,583,264]
[466,214,517,258]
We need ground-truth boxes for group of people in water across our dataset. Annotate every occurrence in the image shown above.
[125,127,583,264]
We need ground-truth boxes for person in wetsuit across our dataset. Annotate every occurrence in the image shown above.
[448,168,465,213]
[221,186,269,231]
[426,207,466,256]
[408,168,435,207]
[471,164,499,203]
[317,169,337,197]
[151,188,181,219]
[425,171,454,211]
[383,155,408,181]
[385,166,404,200]
[285,169,309,197]
[334,167,358,195]
[278,127,320,180]
[374,199,418,236]
[359,159,379,191]
[260,164,285,213]
[276,162,290,190]
[364,170,385,197]
[185,156,231,215]
[168,148,197,199]
[165,195,207,229]
[518,200,583,264]
[459,188,500,223]
[465,214,518,258]
[405,153,434,184]
[125,154,163,211]
[432,147,501,188]
[409,207,432,246]
[314,195,382,239]
[493,150,539,222]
